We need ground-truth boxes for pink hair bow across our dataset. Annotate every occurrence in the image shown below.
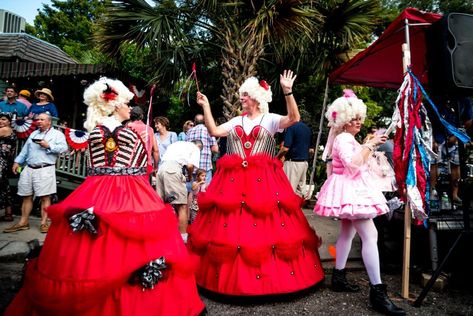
[343,89,357,98]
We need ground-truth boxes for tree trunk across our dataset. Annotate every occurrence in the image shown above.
[219,25,264,120]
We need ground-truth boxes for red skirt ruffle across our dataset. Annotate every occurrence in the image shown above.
[188,154,325,296]
[5,175,204,316]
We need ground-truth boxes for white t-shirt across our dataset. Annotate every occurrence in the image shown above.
[161,141,201,168]
[220,113,282,135]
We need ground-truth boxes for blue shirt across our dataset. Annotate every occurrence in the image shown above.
[155,131,178,164]
[0,99,29,117]
[28,102,59,118]
[283,121,312,161]
[178,131,188,141]
[15,128,68,166]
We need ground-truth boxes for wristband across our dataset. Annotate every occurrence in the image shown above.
[284,91,293,96]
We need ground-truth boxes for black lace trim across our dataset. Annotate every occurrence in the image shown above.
[87,166,147,176]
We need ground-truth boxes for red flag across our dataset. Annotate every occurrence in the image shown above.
[192,63,200,92]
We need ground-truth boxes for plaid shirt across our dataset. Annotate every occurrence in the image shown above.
[187,124,217,171]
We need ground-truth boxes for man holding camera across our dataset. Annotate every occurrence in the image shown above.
[4,113,67,234]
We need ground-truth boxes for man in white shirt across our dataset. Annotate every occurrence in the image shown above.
[157,140,202,242]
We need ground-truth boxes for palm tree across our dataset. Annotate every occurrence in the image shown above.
[300,0,381,82]
[96,0,320,119]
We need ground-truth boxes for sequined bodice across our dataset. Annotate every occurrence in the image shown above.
[88,125,147,168]
[226,125,276,158]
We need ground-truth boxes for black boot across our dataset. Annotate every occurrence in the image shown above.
[331,268,360,292]
[369,283,406,315]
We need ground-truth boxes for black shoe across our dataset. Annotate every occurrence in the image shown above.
[369,283,406,315]
[331,268,360,292]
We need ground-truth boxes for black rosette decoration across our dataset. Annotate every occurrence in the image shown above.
[68,207,99,236]
[129,256,167,290]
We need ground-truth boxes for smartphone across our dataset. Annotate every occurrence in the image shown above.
[32,138,42,143]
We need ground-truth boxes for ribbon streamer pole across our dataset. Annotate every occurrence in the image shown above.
[192,63,200,92]
[401,18,412,299]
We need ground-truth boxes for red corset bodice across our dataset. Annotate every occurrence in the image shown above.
[226,125,276,158]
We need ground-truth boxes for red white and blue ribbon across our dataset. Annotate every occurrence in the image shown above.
[12,118,36,139]
[392,70,470,222]
[65,127,89,150]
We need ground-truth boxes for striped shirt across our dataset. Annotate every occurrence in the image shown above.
[187,124,217,171]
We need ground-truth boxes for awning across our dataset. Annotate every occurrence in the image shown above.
[329,8,442,89]
[0,62,117,79]
[0,33,77,64]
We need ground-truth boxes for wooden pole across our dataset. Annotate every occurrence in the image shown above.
[401,36,412,298]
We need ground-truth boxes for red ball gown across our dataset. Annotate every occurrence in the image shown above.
[5,124,205,316]
[188,122,325,296]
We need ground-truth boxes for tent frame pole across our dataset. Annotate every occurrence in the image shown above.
[308,77,330,196]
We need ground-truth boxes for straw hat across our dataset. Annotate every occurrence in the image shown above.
[35,88,54,101]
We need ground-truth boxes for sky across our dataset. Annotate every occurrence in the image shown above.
[1,0,155,25]
[1,0,53,25]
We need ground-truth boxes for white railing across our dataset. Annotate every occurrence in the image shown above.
[14,124,89,184]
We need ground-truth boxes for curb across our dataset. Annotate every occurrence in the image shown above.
[0,239,40,263]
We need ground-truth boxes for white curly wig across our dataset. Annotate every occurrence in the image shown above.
[325,89,367,130]
[239,77,272,113]
[83,77,134,131]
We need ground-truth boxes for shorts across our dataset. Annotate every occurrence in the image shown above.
[156,161,187,204]
[17,165,57,197]
[432,142,460,165]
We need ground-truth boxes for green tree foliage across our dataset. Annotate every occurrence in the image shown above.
[96,0,321,119]
[30,0,111,61]
[382,0,473,13]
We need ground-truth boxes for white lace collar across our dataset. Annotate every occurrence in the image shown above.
[101,116,122,131]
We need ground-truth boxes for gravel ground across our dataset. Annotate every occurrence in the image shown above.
[199,270,473,316]
[2,265,472,315]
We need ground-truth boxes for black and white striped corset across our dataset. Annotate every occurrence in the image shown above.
[226,125,276,158]
[88,125,148,168]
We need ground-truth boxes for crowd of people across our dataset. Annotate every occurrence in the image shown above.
[1,70,471,315]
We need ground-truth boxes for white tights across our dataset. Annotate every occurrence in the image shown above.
[335,218,382,285]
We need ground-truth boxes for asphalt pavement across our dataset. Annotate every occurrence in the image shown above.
[2,206,472,315]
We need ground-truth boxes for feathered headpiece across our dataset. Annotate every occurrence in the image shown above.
[322,89,367,161]
[83,77,134,131]
[325,89,366,129]
[239,77,272,113]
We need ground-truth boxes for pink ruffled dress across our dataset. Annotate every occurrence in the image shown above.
[314,133,389,219]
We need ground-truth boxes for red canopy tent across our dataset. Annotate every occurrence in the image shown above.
[329,7,442,89]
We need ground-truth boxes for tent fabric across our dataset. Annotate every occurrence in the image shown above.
[329,8,442,89]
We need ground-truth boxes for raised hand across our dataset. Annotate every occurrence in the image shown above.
[196,91,209,108]
[280,70,297,94]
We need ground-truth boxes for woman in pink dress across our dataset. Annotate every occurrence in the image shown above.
[314,90,405,316]
[190,70,324,296]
